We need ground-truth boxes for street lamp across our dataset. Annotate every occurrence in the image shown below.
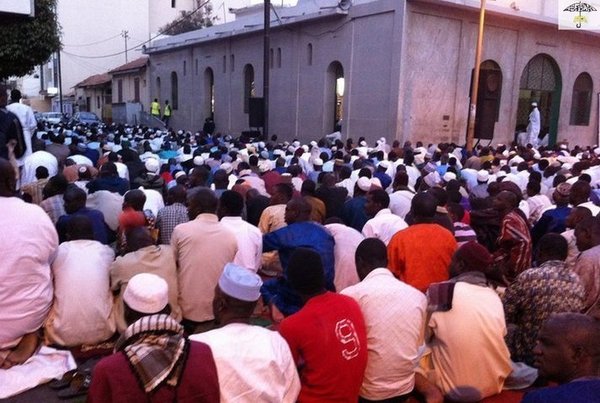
[466,0,487,152]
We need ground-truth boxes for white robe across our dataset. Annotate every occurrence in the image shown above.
[526,107,541,146]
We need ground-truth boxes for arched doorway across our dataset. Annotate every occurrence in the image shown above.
[204,67,214,119]
[474,60,502,141]
[243,64,255,113]
[517,54,562,145]
[326,61,344,133]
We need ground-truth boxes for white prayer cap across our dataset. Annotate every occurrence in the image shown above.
[378,160,390,169]
[510,155,525,165]
[310,141,317,147]
[359,140,367,147]
[594,147,600,156]
[531,102,537,107]
[239,169,252,177]
[443,172,456,183]
[123,273,169,314]
[424,171,441,188]
[193,156,204,166]
[357,177,372,192]
[174,171,186,180]
[313,158,324,166]
[258,160,273,173]
[218,263,262,302]
[220,162,233,174]
[145,158,160,174]
[477,170,489,183]
[258,141,265,149]
[292,140,301,147]
[496,171,507,179]
[177,130,184,135]
[302,145,309,152]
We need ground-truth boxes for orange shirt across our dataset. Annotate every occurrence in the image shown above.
[387,223,457,292]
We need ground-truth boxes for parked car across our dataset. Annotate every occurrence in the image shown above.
[71,111,102,126]
[40,112,68,125]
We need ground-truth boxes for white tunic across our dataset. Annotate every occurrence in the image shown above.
[190,323,301,403]
[220,216,263,272]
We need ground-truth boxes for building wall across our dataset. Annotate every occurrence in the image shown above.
[111,70,150,107]
[149,0,403,144]
[400,1,600,146]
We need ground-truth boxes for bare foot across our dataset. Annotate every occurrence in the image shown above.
[0,332,40,369]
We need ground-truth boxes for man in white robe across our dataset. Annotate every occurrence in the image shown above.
[527,102,541,147]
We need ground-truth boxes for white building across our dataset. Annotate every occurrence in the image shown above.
[145,0,600,147]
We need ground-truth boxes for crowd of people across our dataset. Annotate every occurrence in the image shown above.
[1,84,600,402]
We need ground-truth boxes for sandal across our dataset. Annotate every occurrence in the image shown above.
[57,369,92,399]
[49,369,77,390]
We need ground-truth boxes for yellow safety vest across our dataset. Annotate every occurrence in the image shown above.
[151,101,160,116]
[164,104,172,117]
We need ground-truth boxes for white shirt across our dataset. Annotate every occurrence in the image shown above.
[389,190,414,219]
[220,216,262,272]
[341,268,427,400]
[526,194,552,225]
[140,187,165,217]
[362,208,408,245]
[115,161,129,180]
[67,154,94,167]
[86,190,124,232]
[0,198,57,348]
[6,102,36,166]
[44,240,116,346]
[20,151,58,187]
[190,323,300,403]
[325,223,363,291]
[578,201,600,216]
[427,282,512,401]
[337,178,355,197]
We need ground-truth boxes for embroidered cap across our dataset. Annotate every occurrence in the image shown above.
[123,273,169,314]
[218,263,263,302]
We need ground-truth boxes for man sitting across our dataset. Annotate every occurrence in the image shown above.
[190,263,300,401]
[56,185,110,244]
[341,238,427,402]
[522,313,600,402]
[44,216,116,346]
[89,273,220,402]
[279,248,368,401]
[0,158,57,368]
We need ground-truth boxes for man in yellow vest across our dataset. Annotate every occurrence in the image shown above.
[150,98,161,119]
[163,100,172,127]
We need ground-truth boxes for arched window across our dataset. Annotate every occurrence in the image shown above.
[171,72,178,110]
[277,48,282,68]
[204,67,214,118]
[230,54,235,72]
[243,64,255,113]
[270,48,274,69]
[570,72,593,126]
[326,61,344,132]
[307,43,313,66]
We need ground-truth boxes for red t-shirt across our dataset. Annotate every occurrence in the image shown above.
[279,292,368,402]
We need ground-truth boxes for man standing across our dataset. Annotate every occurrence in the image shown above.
[89,273,220,402]
[6,89,35,167]
[171,188,237,333]
[341,238,427,402]
[150,98,161,120]
[279,248,368,402]
[526,102,541,147]
[162,100,172,126]
[0,85,26,162]
[523,313,600,402]
[503,233,585,366]
[260,198,335,317]
[190,263,300,402]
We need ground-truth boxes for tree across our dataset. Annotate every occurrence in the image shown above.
[0,0,61,80]
[159,0,217,36]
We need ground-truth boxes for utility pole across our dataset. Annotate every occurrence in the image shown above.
[263,0,270,139]
[57,50,63,114]
[465,0,486,152]
[121,30,130,63]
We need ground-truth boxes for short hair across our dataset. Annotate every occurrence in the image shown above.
[65,215,95,241]
[188,187,219,214]
[355,238,388,267]
[287,247,325,295]
[35,166,49,180]
[368,189,390,209]
[124,189,147,211]
[301,179,317,195]
[527,180,541,195]
[537,233,568,261]
[411,192,437,219]
[219,190,244,216]
[273,183,293,202]
[447,202,465,221]
[428,187,448,206]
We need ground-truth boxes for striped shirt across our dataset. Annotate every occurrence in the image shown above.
[453,222,477,247]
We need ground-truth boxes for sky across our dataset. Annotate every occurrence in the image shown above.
[213,0,298,24]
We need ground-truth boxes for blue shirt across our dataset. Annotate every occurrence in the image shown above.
[341,196,369,232]
[261,221,335,315]
[56,207,110,245]
[531,206,571,245]
[522,380,600,403]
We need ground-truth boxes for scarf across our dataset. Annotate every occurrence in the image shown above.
[115,314,187,393]
[427,271,489,313]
